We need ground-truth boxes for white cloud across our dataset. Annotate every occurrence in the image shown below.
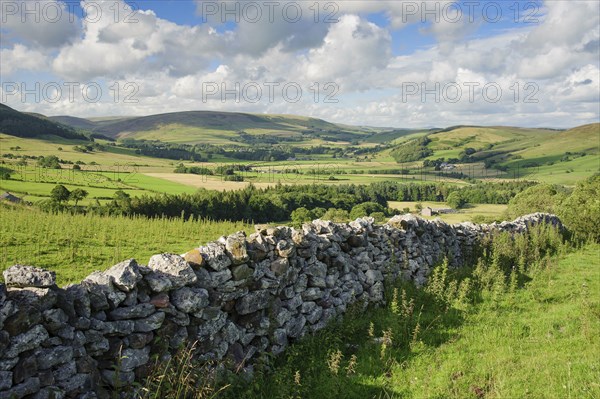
[0,44,49,74]
[0,0,80,47]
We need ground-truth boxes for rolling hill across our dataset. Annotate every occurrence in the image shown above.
[0,103,88,141]
[49,111,374,146]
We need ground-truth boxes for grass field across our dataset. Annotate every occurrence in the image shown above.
[0,205,252,285]
[219,244,600,399]
[389,201,508,224]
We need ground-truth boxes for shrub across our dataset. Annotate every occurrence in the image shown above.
[322,208,350,223]
[506,184,568,218]
[558,175,600,242]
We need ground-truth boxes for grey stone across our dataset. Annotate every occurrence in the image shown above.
[273,328,288,346]
[3,265,55,288]
[134,311,165,332]
[82,272,126,310]
[365,270,384,285]
[0,357,19,371]
[101,369,135,388]
[31,386,65,399]
[13,353,37,384]
[270,258,289,277]
[120,347,150,372]
[5,325,49,358]
[369,281,385,303]
[275,308,292,327]
[0,371,12,390]
[221,321,241,344]
[231,264,253,281]
[53,362,76,382]
[109,303,155,320]
[302,287,323,301]
[37,346,73,370]
[104,259,142,292]
[276,240,295,258]
[306,306,323,324]
[284,315,306,338]
[2,306,41,336]
[225,233,249,265]
[235,290,271,315]
[170,287,209,313]
[200,242,232,271]
[103,320,135,336]
[208,269,232,287]
[147,253,197,289]
[1,377,40,398]
[145,272,173,293]
[57,373,91,394]
[42,308,68,331]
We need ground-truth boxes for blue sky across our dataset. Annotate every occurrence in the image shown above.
[0,0,598,128]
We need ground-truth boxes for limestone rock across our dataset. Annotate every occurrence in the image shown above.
[3,265,55,288]
[235,290,271,315]
[200,242,232,271]
[5,325,49,358]
[183,248,205,268]
[170,287,209,313]
[104,259,142,292]
[147,253,197,291]
[226,233,249,265]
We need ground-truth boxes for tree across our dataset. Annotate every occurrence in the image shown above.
[69,188,88,206]
[37,155,61,169]
[446,192,466,209]
[51,184,70,203]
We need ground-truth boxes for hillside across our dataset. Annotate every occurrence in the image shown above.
[0,103,88,141]
[50,111,373,145]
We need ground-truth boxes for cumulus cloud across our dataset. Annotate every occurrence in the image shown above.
[0,0,80,47]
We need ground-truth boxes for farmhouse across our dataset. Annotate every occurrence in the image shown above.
[0,191,23,204]
[421,206,456,216]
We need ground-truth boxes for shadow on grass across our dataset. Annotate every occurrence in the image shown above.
[218,281,469,399]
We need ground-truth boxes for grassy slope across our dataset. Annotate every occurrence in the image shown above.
[390,245,600,399]
[222,245,599,399]
[50,111,372,146]
[423,124,600,184]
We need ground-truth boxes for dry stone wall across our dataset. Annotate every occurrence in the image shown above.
[0,213,561,398]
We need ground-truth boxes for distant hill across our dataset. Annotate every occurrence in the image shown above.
[0,104,88,141]
[387,124,600,173]
[49,111,375,145]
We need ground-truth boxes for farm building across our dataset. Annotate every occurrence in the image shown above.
[0,192,23,204]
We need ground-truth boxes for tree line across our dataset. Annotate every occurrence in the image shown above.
[83,180,536,223]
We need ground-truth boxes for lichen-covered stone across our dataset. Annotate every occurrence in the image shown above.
[200,242,232,271]
[147,254,197,291]
[170,287,209,313]
[226,233,249,265]
[235,290,271,315]
[3,265,55,288]
[104,259,142,292]
[5,325,49,358]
